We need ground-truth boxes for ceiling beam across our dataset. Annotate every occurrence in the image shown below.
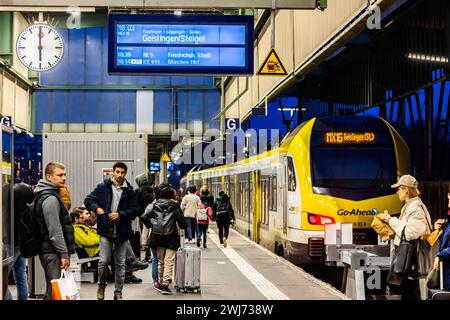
[0,0,321,10]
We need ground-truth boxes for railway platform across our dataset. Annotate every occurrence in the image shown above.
[67,225,347,301]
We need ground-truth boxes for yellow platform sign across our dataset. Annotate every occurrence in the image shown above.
[161,152,171,162]
[257,48,287,75]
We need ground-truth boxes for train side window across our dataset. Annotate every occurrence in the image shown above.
[270,176,277,210]
[287,157,296,192]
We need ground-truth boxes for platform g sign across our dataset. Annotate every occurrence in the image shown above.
[225,118,240,131]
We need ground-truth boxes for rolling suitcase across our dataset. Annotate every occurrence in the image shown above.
[174,230,201,293]
[428,261,450,300]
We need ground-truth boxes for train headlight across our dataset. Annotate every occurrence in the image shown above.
[308,213,335,225]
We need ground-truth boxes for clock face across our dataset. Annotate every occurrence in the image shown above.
[16,24,64,72]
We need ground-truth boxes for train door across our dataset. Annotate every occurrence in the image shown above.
[278,158,288,235]
[286,156,301,230]
[252,170,261,243]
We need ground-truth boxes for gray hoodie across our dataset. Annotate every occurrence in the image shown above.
[35,179,69,259]
[135,172,151,187]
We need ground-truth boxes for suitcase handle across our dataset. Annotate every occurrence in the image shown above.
[440,261,444,290]
[180,229,185,249]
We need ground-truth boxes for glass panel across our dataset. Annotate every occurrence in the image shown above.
[287,157,296,192]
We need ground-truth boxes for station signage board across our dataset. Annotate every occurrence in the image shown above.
[108,14,254,75]
[225,118,240,130]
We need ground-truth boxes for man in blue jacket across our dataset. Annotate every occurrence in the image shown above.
[84,162,138,300]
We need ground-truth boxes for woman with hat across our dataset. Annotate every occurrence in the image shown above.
[379,174,432,300]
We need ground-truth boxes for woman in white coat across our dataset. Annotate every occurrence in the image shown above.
[379,174,432,300]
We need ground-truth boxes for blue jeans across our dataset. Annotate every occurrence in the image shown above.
[197,224,208,243]
[6,246,28,300]
[150,248,158,283]
[98,237,127,294]
[185,218,197,241]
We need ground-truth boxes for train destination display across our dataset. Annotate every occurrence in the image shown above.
[108,15,254,75]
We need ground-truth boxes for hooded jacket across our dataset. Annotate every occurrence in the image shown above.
[134,173,154,216]
[35,179,75,259]
[84,178,138,241]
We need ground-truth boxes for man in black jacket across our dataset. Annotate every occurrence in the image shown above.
[35,162,75,300]
[84,162,138,300]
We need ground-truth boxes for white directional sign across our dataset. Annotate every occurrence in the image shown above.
[225,118,240,130]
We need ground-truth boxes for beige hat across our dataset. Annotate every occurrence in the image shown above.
[391,175,419,188]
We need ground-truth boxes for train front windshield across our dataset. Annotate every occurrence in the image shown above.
[310,116,398,201]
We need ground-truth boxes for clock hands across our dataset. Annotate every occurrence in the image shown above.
[38,26,43,63]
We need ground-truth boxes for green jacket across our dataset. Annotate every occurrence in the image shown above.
[73,224,100,257]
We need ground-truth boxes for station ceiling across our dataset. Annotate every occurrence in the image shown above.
[283,0,449,108]
[0,0,321,10]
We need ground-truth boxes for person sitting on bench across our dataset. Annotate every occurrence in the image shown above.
[71,207,100,257]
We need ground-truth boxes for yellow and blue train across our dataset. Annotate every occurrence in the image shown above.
[187,116,409,265]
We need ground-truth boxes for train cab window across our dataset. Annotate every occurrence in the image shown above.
[287,157,296,192]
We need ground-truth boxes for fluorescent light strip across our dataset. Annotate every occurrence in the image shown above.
[407,53,449,63]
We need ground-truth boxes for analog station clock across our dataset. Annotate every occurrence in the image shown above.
[16,24,64,72]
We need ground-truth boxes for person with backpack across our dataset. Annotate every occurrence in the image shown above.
[84,162,139,300]
[196,199,213,249]
[141,185,186,295]
[213,191,236,248]
[34,162,75,300]
[4,174,34,300]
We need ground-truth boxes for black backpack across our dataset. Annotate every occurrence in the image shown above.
[216,202,230,220]
[18,192,49,258]
[150,203,176,236]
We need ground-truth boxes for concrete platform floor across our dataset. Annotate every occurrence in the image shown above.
[8,226,348,301]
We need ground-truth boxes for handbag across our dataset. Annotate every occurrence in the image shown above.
[51,269,81,300]
[387,228,414,285]
[410,238,439,278]
[410,204,438,278]
[371,214,395,241]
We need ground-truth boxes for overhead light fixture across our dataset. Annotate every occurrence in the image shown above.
[407,53,449,64]
[12,126,22,134]
[174,10,182,16]
[0,6,95,12]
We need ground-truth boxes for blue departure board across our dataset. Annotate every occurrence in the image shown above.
[108,15,254,75]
